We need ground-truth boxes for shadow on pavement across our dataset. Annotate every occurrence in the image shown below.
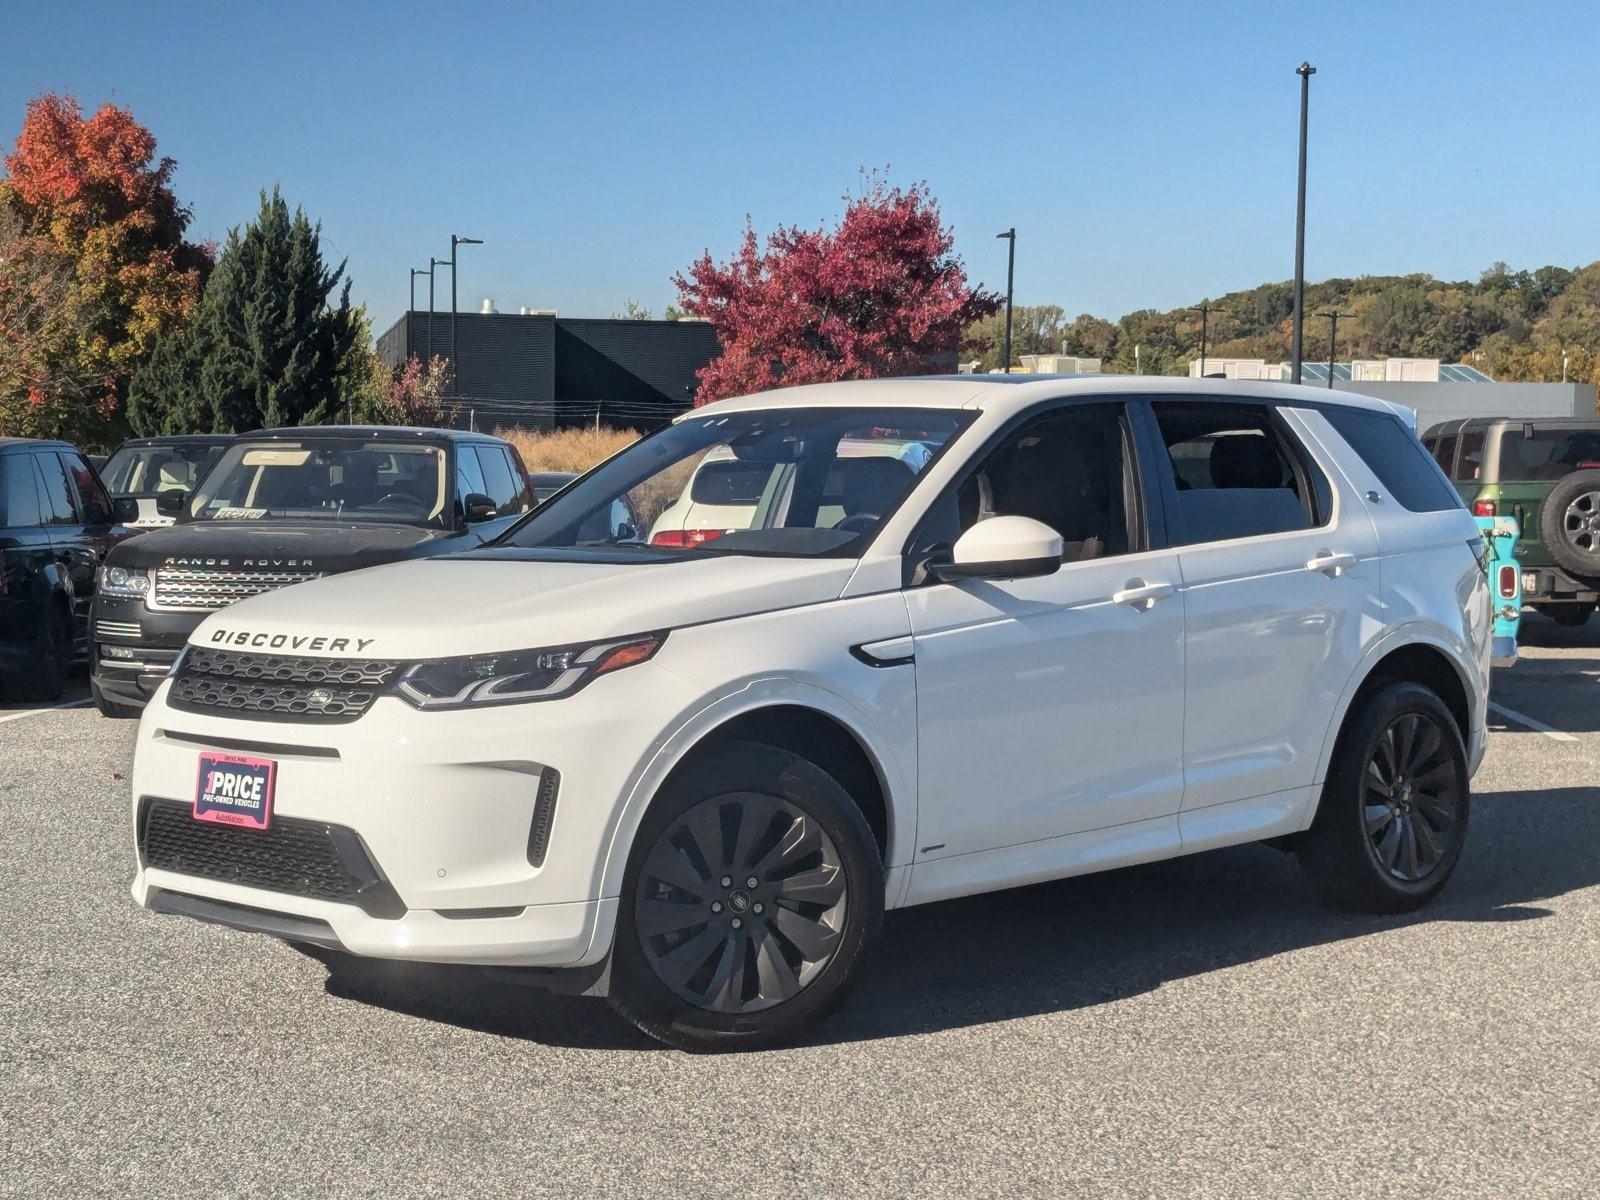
[314,783,1600,1052]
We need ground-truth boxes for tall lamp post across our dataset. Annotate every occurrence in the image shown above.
[996,228,1016,373]
[449,234,483,397]
[428,256,448,371]
[1290,61,1316,384]
[410,265,432,366]
[1318,310,1346,388]
[1193,301,1213,378]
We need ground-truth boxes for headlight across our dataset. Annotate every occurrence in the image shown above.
[395,633,665,710]
[98,565,151,599]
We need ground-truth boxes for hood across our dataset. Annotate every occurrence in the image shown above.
[108,520,452,572]
[190,550,858,659]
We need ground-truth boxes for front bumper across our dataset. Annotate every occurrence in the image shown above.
[129,661,702,967]
[90,593,201,705]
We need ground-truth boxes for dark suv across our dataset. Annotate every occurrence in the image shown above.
[1424,417,1600,625]
[90,425,535,716]
[1,438,121,701]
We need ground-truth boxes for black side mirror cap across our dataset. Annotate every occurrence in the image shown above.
[155,488,188,516]
[462,492,498,522]
[929,555,1060,583]
[111,497,140,523]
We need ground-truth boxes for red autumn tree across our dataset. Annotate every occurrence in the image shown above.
[674,177,1000,403]
[0,93,209,437]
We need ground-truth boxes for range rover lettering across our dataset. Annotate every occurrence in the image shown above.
[127,378,1491,1051]
[91,425,534,717]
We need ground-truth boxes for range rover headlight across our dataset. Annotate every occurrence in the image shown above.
[395,633,665,710]
[97,565,151,599]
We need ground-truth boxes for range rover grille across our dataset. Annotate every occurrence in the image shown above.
[169,648,401,722]
[151,566,322,612]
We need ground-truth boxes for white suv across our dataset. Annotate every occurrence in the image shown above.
[128,377,1491,1051]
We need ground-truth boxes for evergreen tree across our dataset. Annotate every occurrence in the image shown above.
[126,325,203,434]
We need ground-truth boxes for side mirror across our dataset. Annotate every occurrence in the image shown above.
[112,497,140,524]
[155,488,189,516]
[930,516,1063,582]
[462,492,499,522]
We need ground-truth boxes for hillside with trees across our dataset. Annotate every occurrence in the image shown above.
[964,262,1600,395]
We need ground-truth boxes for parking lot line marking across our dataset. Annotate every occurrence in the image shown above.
[0,698,92,725]
[1488,700,1579,743]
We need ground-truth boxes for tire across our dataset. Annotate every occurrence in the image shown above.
[91,679,143,719]
[1545,603,1595,628]
[608,740,884,1052]
[1297,681,1469,914]
[4,604,71,703]
[1537,468,1600,582]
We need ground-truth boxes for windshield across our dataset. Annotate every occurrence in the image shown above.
[1496,427,1600,481]
[500,407,970,558]
[101,443,226,495]
[187,440,451,526]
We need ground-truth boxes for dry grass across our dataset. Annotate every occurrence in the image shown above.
[498,425,641,473]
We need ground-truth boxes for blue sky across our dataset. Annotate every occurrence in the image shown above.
[5,0,1597,332]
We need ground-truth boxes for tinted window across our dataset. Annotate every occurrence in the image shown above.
[1430,434,1458,475]
[1455,430,1485,481]
[0,455,42,528]
[473,446,520,514]
[1153,402,1321,543]
[912,403,1137,568]
[502,447,534,511]
[690,460,773,506]
[34,452,79,524]
[60,452,110,518]
[456,444,488,500]
[1323,407,1463,513]
[1495,427,1600,482]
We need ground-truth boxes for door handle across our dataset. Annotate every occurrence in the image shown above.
[1306,550,1357,577]
[1112,579,1176,610]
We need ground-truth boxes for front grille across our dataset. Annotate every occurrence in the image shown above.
[138,798,403,918]
[95,618,143,640]
[151,566,321,612]
[169,648,401,723]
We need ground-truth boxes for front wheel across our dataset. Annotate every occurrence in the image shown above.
[609,741,883,1052]
[1298,681,1469,913]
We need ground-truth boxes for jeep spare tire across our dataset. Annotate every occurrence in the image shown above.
[1539,468,1600,582]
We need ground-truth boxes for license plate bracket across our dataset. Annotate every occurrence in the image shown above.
[193,752,276,830]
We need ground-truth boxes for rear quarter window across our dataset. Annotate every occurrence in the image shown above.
[1322,407,1463,513]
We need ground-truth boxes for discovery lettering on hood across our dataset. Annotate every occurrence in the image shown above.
[209,628,375,654]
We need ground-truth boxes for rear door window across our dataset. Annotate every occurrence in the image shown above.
[1430,434,1458,475]
[1322,407,1462,513]
[0,455,43,528]
[1455,430,1485,481]
[1151,401,1324,544]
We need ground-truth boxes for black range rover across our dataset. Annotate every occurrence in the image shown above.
[89,425,536,716]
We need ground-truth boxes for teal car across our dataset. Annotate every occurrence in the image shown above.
[1477,514,1522,667]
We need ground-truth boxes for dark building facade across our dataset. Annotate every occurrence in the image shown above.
[375,311,719,432]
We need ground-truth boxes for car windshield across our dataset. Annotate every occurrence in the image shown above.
[100,443,226,495]
[187,440,450,526]
[500,407,970,558]
[1496,427,1600,481]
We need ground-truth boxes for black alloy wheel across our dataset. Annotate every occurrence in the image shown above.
[1361,711,1461,883]
[635,793,849,1014]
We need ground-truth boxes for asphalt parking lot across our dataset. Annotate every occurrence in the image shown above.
[3,625,1597,1199]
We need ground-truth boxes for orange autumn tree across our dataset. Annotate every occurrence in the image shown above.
[0,93,210,441]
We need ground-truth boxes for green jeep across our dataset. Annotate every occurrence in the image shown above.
[1423,417,1600,626]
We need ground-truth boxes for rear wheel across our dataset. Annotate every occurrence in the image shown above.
[1298,681,1469,913]
[609,740,883,1051]
[4,604,71,703]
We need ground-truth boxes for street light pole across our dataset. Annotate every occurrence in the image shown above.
[1193,302,1213,378]
[410,265,433,367]
[449,234,483,398]
[1317,310,1345,388]
[428,256,447,372]
[996,228,1016,373]
[1290,61,1316,384]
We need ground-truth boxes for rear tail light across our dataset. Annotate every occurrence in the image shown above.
[1498,564,1518,600]
[1473,499,1496,517]
[650,529,725,548]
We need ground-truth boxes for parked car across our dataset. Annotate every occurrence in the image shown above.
[128,378,1491,1051]
[98,435,233,528]
[1,437,122,700]
[530,471,576,503]
[1424,417,1600,625]
[90,425,534,717]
